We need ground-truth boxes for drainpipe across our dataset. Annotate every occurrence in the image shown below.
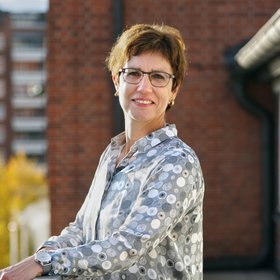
[112,0,124,135]
[205,55,275,270]
[230,67,274,269]
[207,10,280,270]
[233,13,280,270]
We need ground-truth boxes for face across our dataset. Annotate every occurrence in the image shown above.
[113,51,178,129]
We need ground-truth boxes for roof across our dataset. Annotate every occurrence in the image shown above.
[235,9,280,71]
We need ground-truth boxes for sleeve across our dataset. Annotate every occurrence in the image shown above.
[40,195,89,250]
[49,150,204,278]
[39,146,111,251]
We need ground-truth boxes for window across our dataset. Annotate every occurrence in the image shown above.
[0,80,6,98]
[0,103,6,120]
[0,55,5,74]
[12,31,44,49]
[0,125,5,143]
[0,33,6,50]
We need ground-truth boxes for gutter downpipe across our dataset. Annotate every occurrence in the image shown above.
[210,16,278,268]
[233,64,274,269]
[207,9,280,270]
[112,0,124,134]
[205,56,275,270]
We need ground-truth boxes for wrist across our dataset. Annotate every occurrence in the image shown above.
[34,250,52,275]
[33,260,44,277]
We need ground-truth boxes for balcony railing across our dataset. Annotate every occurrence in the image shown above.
[12,116,47,132]
[12,139,47,155]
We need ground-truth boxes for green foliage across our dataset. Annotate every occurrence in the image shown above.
[0,153,47,268]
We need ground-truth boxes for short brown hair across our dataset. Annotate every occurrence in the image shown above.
[106,23,187,90]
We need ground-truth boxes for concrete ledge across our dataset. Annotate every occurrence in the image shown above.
[34,276,62,280]
[204,270,279,280]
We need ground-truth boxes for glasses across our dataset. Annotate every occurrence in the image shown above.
[119,68,175,88]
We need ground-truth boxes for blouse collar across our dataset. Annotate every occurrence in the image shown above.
[111,124,178,153]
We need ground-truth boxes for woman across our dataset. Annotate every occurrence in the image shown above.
[0,23,204,280]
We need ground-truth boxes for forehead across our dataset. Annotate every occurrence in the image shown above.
[124,51,172,72]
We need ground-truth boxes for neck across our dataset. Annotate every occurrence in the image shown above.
[116,119,166,167]
[123,118,166,152]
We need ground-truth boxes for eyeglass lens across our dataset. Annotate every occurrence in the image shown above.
[122,68,173,87]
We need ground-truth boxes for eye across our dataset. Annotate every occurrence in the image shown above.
[126,69,142,78]
[151,72,167,81]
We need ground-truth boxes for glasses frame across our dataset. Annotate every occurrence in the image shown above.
[119,68,175,88]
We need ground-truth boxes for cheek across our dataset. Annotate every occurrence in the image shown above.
[119,82,135,97]
[118,79,128,92]
[118,85,131,107]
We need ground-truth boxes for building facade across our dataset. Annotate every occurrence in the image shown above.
[46,0,280,272]
[10,13,47,165]
[0,12,11,161]
[0,11,47,165]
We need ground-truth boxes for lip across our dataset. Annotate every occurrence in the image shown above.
[132,98,155,106]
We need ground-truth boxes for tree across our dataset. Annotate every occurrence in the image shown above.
[0,153,47,268]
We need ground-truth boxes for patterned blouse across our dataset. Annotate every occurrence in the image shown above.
[41,124,205,280]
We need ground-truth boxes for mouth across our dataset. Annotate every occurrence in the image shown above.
[132,98,154,105]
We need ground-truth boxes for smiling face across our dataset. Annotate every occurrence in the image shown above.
[113,51,178,130]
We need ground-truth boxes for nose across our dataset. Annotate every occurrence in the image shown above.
[137,73,153,91]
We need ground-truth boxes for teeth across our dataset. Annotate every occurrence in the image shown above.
[135,99,152,104]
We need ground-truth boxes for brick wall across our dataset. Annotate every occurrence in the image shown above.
[47,0,114,234]
[47,0,279,266]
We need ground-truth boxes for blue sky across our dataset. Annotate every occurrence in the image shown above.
[0,0,48,12]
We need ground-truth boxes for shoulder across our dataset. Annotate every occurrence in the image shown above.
[146,137,203,183]
[147,137,204,194]
[161,137,201,167]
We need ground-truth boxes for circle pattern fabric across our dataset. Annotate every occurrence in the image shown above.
[42,124,204,280]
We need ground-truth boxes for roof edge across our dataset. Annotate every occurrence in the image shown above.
[235,9,280,70]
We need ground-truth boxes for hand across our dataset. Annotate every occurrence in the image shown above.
[0,255,43,280]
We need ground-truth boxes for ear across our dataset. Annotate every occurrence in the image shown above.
[112,75,119,91]
[171,85,179,100]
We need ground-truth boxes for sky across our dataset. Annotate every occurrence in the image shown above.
[0,0,48,12]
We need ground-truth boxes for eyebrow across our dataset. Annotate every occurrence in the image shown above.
[125,67,169,73]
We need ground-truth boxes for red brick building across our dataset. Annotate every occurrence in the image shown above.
[46,0,280,272]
